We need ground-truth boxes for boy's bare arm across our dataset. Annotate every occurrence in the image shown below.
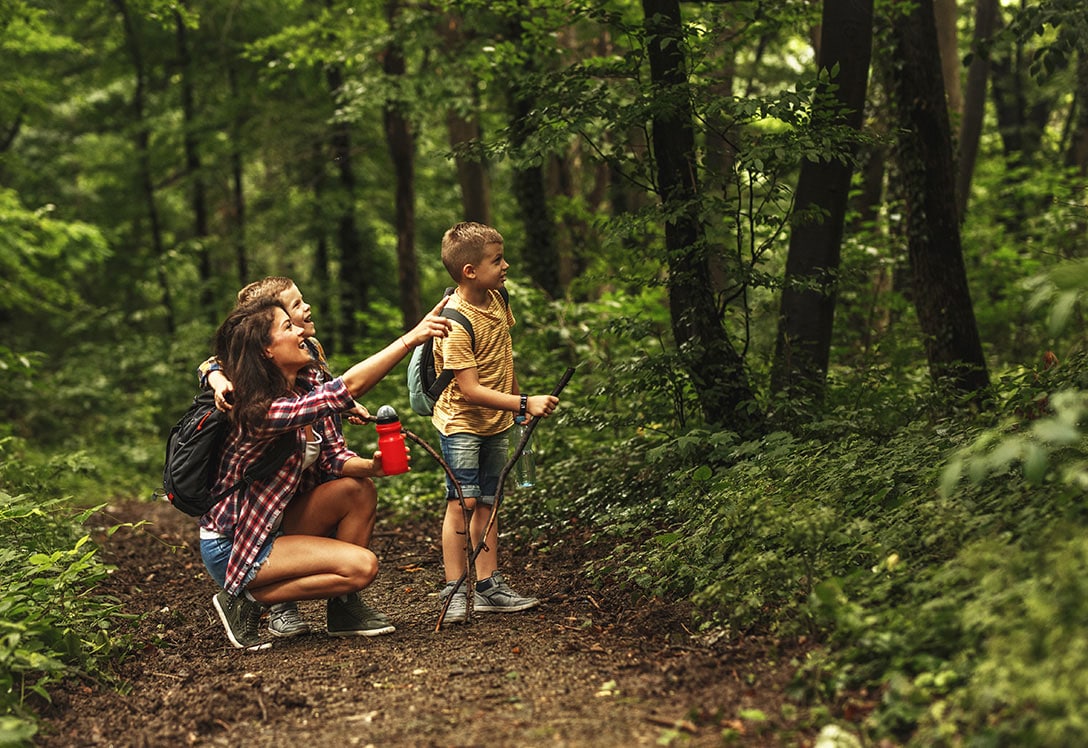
[454,368,558,417]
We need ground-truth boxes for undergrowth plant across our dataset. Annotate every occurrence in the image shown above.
[0,474,131,745]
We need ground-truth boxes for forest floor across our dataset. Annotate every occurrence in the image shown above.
[34,498,836,747]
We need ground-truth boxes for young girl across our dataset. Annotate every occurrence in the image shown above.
[203,295,450,649]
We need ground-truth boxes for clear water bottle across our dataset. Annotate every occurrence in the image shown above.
[513,415,536,488]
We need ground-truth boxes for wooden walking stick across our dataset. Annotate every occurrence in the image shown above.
[434,366,576,631]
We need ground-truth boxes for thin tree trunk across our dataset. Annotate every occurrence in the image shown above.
[438,13,492,226]
[114,0,175,335]
[326,63,368,347]
[447,109,491,225]
[956,0,999,219]
[935,0,962,116]
[771,0,874,403]
[642,0,757,432]
[384,0,421,329]
[175,10,213,316]
[504,13,560,299]
[890,0,990,397]
[227,62,248,285]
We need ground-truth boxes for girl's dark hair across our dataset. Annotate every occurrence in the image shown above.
[213,297,293,432]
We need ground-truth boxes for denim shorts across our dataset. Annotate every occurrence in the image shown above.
[439,429,511,506]
[200,532,278,590]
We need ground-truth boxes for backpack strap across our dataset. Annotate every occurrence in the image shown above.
[425,287,507,402]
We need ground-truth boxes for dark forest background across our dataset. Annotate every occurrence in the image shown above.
[3,0,1088,743]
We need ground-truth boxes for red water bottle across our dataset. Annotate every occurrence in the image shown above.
[375,405,409,475]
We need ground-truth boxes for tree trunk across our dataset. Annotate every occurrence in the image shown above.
[447,109,492,225]
[326,63,369,348]
[438,13,492,226]
[770,0,874,403]
[1065,52,1088,174]
[114,0,175,335]
[956,0,999,219]
[642,0,757,432]
[935,0,962,116]
[175,10,214,317]
[504,13,561,299]
[890,0,990,397]
[227,62,248,286]
[384,0,421,330]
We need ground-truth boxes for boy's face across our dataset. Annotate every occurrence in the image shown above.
[277,283,316,339]
[467,241,508,290]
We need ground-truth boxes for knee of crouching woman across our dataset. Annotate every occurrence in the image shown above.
[346,546,380,589]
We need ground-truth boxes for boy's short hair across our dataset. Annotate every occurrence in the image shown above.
[236,276,294,306]
[441,222,504,282]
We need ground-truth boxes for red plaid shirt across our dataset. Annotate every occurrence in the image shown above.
[201,376,357,595]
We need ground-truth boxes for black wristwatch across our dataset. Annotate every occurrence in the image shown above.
[518,394,527,417]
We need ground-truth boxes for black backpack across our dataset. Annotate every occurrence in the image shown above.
[160,391,295,516]
[406,287,509,416]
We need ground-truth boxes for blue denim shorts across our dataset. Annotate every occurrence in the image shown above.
[439,429,511,506]
[200,532,278,590]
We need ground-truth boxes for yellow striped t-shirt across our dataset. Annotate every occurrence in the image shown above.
[430,288,516,437]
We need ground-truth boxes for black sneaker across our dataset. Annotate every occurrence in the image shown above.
[268,601,309,638]
[213,591,270,650]
[438,581,468,624]
[326,593,395,637]
[473,572,540,613]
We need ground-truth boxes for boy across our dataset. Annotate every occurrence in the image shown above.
[431,222,559,623]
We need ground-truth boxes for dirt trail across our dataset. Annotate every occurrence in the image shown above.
[35,499,813,746]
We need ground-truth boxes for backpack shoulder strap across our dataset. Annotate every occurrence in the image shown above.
[441,308,475,349]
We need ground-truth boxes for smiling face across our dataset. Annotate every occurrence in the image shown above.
[470,241,509,291]
[264,307,310,372]
[277,283,316,339]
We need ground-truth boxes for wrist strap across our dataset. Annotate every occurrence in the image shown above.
[519,394,527,417]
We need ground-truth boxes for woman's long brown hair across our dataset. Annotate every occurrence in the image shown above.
[213,298,298,433]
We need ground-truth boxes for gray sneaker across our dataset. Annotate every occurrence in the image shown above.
[473,572,540,613]
[326,593,395,637]
[268,601,309,638]
[213,590,271,650]
[438,581,468,624]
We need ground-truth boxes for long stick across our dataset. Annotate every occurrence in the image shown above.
[435,366,575,630]
[351,416,474,626]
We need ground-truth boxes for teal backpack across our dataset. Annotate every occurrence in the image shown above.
[407,287,508,416]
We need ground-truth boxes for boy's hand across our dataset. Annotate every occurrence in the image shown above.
[209,373,234,412]
[527,394,559,418]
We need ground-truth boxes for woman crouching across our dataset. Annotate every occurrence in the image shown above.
[202,295,451,649]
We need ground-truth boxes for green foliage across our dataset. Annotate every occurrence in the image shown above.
[0,487,131,744]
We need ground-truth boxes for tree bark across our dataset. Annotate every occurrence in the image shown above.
[438,13,492,226]
[326,63,369,349]
[642,0,757,432]
[504,13,561,299]
[770,0,874,403]
[175,10,214,317]
[935,0,962,116]
[890,0,990,397]
[956,0,999,219]
[384,0,421,329]
[227,62,248,285]
[114,0,175,335]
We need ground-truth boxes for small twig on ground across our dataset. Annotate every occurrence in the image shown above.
[645,715,698,734]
